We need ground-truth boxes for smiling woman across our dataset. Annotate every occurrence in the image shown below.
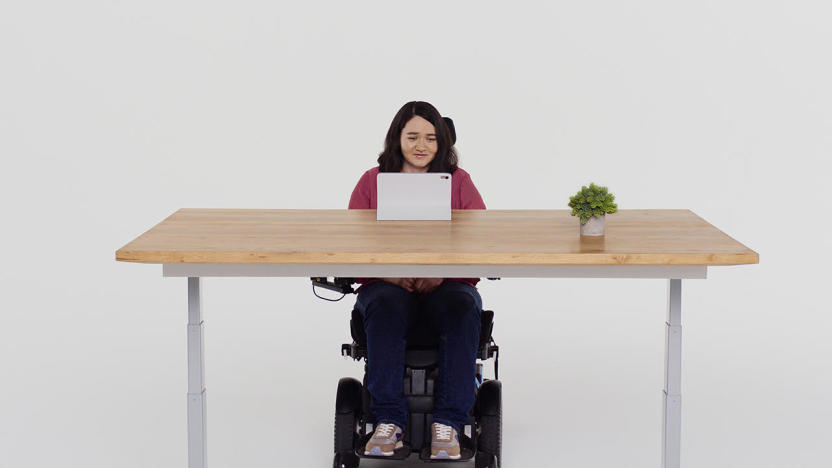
[376,101,459,174]
[346,100,487,460]
[400,115,438,172]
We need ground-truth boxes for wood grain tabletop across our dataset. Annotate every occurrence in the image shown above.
[115,209,759,266]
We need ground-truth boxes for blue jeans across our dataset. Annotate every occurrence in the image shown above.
[354,280,483,434]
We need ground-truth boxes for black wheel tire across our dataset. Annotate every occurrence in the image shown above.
[477,380,502,468]
[334,412,357,453]
[333,452,360,468]
[334,378,362,454]
[475,452,499,468]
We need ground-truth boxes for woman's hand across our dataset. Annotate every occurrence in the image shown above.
[381,277,444,294]
[412,278,444,294]
[381,277,416,292]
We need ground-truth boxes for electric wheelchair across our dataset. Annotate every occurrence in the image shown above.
[312,278,503,468]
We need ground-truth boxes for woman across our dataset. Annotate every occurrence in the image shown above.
[348,101,486,460]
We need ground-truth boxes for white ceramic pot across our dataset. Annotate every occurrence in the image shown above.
[580,214,606,236]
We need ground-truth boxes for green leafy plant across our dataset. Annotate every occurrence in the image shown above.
[568,183,618,224]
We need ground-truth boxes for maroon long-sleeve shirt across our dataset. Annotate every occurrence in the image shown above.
[348,166,486,290]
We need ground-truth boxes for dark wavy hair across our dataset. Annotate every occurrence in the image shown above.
[377,101,458,173]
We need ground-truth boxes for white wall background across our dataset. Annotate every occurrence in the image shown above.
[1,1,829,467]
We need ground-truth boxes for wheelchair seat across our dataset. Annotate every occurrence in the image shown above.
[342,308,499,366]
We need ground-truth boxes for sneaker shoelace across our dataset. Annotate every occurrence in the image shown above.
[375,423,397,438]
[434,423,453,441]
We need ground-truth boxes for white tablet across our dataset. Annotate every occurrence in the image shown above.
[376,173,452,221]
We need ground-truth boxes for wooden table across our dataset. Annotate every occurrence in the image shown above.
[116,208,758,468]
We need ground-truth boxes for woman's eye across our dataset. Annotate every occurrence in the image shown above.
[408,137,416,141]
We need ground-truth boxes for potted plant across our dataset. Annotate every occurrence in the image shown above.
[568,182,618,236]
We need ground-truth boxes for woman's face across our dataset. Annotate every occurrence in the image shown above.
[399,116,438,173]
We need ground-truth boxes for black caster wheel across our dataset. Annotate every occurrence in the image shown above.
[476,380,502,468]
[333,452,360,468]
[475,452,498,468]
[334,378,362,452]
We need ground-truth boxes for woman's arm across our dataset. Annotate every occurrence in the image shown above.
[458,170,486,209]
[348,170,373,209]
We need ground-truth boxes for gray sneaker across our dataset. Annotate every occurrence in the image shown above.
[364,423,403,456]
[430,422,461,459]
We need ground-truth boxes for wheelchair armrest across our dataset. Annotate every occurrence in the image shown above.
[341,342,365,361]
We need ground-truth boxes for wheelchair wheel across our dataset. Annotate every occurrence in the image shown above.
[475,453,499,468]
[475,380,502,468]
[333,452,359,468]
[334,377,362,457]
[334,412,358,454]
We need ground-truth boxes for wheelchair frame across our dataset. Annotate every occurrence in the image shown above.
[313,278,503,468]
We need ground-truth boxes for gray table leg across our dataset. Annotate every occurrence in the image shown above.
[188,277,207,468]
[662,279,682,468]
